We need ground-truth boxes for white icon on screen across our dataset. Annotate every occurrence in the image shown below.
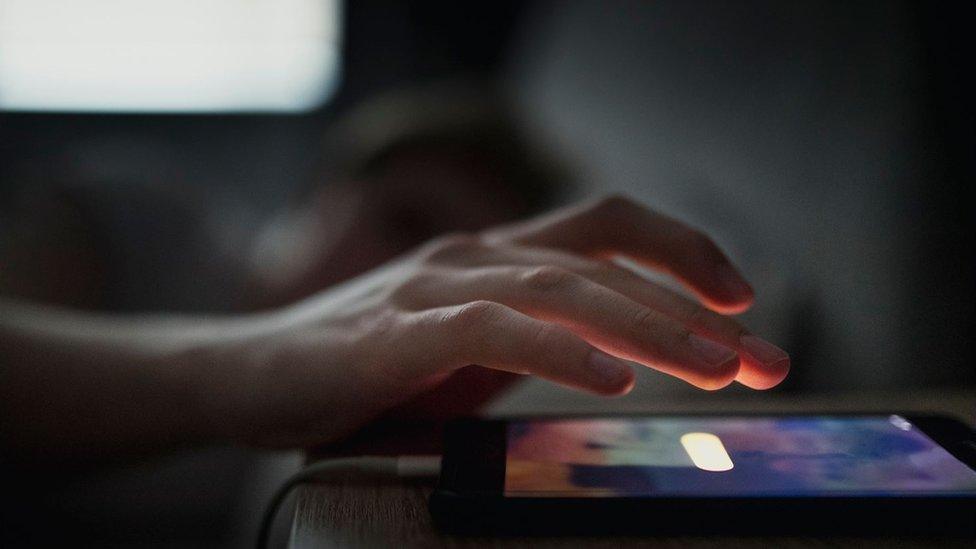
[680,432,734,472]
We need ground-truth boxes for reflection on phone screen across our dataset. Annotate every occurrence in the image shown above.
[504,416,976,497]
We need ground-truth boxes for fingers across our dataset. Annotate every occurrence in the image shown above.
[423,243,788,389]
[395,267,741,390]
[578,265,789,389]
[403,301,636,396]
[484,195,754,314]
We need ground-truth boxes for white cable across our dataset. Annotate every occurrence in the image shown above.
[395,454,442,477]
[257,455,441,549]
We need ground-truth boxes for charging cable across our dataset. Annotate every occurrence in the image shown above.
[257,455,441,549]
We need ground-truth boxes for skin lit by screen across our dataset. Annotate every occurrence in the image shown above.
[504,416,976,497]
[0,0,341,112]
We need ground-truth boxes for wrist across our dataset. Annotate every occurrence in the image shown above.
[176,307,318,446]
[164,317,276,446]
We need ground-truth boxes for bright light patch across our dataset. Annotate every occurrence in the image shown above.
[889,415,913,432]
[0,0,341,112]
[680,432,734,472]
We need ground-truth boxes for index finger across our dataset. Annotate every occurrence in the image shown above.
[484,195,754,313]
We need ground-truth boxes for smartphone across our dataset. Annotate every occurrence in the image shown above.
[430,413,976,536]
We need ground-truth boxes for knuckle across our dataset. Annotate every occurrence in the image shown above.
[420,232,480,263]
[448,300,501,328]
[631,308,696,356]
[583,194,645,234]
[528,323,584,364]
[676,300,748,340]
[529,322,562,349]
[681,228,710,250]
[520,265,576,292]
[683,303,711,327]
[721,318,750,341]
[591,194,637,217]
[629,307,664,336]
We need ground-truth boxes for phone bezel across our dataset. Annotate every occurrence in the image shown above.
[437,412,976,497]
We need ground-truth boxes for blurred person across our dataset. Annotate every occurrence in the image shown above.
[245,81,561,308]
[1,82,789,547]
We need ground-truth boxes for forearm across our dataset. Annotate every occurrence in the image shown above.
[0,299,254,466]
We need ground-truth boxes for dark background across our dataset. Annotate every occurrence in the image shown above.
[1,2,973,547]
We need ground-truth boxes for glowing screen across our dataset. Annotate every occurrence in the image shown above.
[505,416,976,497]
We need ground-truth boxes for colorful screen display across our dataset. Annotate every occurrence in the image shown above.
[504,415,976,497]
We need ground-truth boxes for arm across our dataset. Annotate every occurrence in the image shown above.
[0,300,257,465]
[1,196,789,466]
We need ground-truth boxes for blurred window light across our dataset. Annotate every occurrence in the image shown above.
[0,0,341,113]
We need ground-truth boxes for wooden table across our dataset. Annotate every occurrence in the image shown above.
[289,387,975,548]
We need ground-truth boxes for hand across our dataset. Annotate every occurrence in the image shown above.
[210,196,789,447]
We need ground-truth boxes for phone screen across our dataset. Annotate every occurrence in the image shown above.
[504,415,976,497]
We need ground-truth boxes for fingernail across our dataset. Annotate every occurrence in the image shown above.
[717,263,754,299]
[740,334,789,367]
[689,334,738,366]
[587,351,633,385]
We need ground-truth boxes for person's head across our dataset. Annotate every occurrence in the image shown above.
[250,79,572,304]
[317,78,566,234]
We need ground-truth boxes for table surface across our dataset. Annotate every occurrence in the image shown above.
[289,387,975,548]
